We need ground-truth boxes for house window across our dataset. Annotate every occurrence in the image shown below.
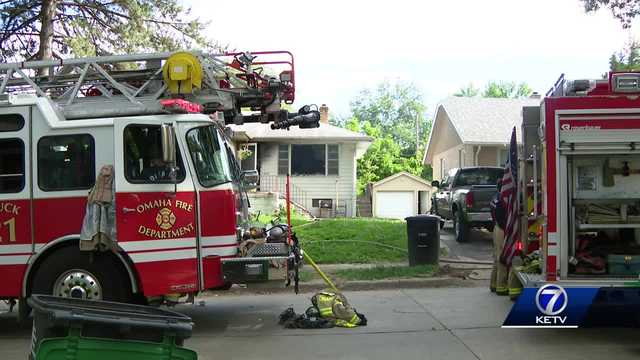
[498,148,508,167]
[312,198,333,208]
[292,144,325,175]
[0,138,24,193]
[440,158,445,179]
[458,149,464,168]
[38,134,95,191]
[279,144,340,176]
[327,145,339,175]
[240,143,257,171]
[278,144,289,175]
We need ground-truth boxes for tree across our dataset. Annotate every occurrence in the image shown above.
[454,81,532,98]
[454,83,480,97]
[345,82,432,194]
[350,81,429,157]
[582,0,640,28]
[609,40,640,71]
[482,81,532,98]
[0,0,219,64]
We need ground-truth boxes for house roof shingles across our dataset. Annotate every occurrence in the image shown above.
[437,96,540,144]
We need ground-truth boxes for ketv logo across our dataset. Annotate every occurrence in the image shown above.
[535,284,568,325]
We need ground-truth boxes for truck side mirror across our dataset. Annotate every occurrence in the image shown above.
[241,170,259,190]
[431,180,440,188]
[161,124,176,164]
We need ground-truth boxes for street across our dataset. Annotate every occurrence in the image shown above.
[1,287,638,360]
[439,223,494,262]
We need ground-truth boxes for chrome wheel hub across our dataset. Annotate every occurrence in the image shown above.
[53,270,102,300]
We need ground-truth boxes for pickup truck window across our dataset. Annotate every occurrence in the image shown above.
[454,168,503,187]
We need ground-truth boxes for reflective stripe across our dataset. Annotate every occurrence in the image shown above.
[128,248,197,263]
[509,288,523,296]
[120,238,196,252]
[0,255,30,265]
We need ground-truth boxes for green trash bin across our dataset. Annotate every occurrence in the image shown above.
[28,295,197,360]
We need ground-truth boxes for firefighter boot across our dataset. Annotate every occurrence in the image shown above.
[508,267,523,301]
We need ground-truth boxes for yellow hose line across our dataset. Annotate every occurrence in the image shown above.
[302,251,339,292]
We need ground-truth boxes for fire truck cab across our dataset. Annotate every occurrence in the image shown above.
[0,51,312,311]
[519,72,640,288]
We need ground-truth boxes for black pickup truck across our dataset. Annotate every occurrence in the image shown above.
[431,167,503,243]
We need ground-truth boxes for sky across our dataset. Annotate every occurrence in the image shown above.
[188,0,639,119]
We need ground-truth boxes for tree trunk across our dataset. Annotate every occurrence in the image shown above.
[36,0,58,75]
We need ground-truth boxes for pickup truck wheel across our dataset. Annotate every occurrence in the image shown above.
[454,211,470,243]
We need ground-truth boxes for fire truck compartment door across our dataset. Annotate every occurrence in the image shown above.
[113,117,199,296]
[558,113,640,152]
[0,106,32,297]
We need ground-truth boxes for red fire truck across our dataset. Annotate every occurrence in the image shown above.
[518,72,640,288]
[0,51,314,316]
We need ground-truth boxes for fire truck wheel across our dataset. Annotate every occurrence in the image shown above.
[31,245,132,303]
[453,211,470,243]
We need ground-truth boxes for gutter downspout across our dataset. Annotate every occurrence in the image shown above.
[474,145,482,166]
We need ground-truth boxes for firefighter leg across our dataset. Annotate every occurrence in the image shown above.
[508,266,523,300]
[493,226,508,295]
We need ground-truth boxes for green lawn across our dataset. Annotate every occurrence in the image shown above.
[293,218,408,264]
[334,265,437,281]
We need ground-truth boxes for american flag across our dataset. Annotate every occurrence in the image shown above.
[499,127,520,266]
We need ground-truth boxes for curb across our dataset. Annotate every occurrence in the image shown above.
[211,276,484,296]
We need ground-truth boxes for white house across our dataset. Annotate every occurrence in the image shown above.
[423,96,540,181]
[229,105,372,217]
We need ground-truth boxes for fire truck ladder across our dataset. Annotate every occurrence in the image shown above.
[0,51,296,122]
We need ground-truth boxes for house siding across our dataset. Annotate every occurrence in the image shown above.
[259,142,358,217]
[432,145,467,181]
[477,146,497,166]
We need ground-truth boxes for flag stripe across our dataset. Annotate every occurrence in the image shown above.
[500,127,520,266]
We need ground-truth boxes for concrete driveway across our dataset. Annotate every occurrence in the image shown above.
[440,222,493,262]
[1,287,638,360]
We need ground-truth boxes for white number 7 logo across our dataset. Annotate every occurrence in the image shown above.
[536,285,568,316]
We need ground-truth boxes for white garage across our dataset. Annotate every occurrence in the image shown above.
[372,172,434,219]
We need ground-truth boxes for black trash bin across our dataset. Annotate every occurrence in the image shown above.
[405,215,440,266]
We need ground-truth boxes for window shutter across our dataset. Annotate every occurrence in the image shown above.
[278,144,289,175]
[327,144,339,175]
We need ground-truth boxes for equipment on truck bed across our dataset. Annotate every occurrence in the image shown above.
[515,71,640,289]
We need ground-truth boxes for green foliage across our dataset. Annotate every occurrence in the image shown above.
[454,83,480,97]
[1,0,221,62]
[334,265,437,281]
[609,40,640,71]
[455,81,532,99]
[482,81,532,98]
[346,81,432,193]
[296,218,409,264]
[582,0,640,28]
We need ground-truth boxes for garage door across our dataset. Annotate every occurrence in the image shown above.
[375,191,414,219]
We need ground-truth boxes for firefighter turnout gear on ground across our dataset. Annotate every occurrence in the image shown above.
[279,290,367,329]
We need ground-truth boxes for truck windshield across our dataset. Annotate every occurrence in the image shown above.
[455,168,503,186]
[186,125,232,187]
